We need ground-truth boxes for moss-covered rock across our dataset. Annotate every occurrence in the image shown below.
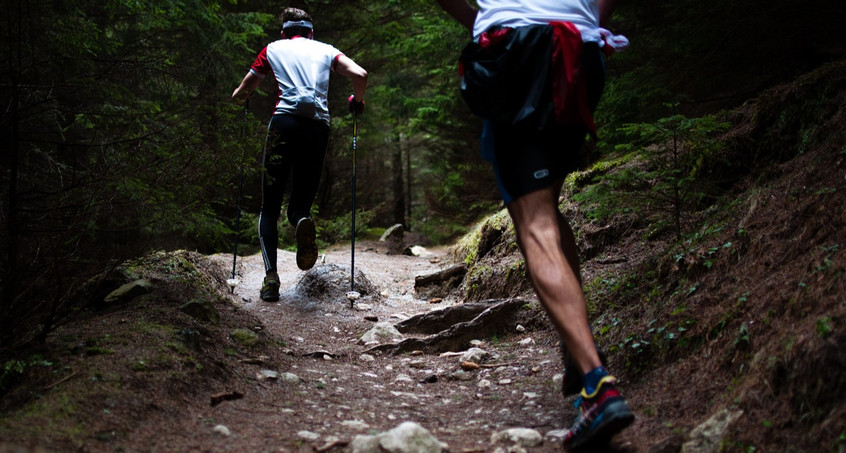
[230,328,259,347]
[179,299,220,325]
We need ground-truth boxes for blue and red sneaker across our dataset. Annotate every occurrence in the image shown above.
[562,375,634,451]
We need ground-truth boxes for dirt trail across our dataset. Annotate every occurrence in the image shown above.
[0,241,635,453]
[231,240,447,308]
[198,241,601,452]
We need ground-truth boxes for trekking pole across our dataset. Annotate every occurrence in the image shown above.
[346,112,361,308]
[227,98,249,293]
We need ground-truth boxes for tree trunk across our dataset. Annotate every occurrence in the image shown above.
[404,134,412,230]
[392,137,405,226]
[2,85,20,340]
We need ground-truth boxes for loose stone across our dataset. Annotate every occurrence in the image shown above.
[460,347,490,364]
[342,420,371,430]
[257,369,279,381]
[212,425,231,437]
[490,427,543,447]
[280,372,302,383]
[298,430,320,441]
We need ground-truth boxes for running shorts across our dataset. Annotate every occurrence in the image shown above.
[481,42,605,204]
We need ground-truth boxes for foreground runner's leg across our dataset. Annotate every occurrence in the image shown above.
[507,185,600,373]
[506,184,632,448]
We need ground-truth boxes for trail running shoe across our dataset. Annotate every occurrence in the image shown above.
[561,348,608,396]
[562,375,634,451]
[260,275,280,302]
[295,217,318,270]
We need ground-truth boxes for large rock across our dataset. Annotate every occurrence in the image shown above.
[350,421,448,453]
[283,263,379,310]
[402,245,434,257]
[179,299,220,325]
[359,322,404,345]
[380,224,405,255]
[682,409,744,453]
[103,279,152,305]
[78,266,137,309]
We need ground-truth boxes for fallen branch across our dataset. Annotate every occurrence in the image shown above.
[414,264,467,299]
[366,298,532,356]
[414,264,467,286]
[479,362,520,369]
[210,390,244,407]
[396,302,494,334]
[45,370,81,390]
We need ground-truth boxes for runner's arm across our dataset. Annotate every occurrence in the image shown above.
[334,55,368,102]
[231,72,262,103]
[434,0,477,31]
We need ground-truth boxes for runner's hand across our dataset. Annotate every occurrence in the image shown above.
[348,95,365,114]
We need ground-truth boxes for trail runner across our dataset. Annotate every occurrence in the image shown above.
[232,7,367,302]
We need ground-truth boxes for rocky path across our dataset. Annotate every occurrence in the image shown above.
[204,240,588,452]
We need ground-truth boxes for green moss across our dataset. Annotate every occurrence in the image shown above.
[230,328,259,347]
[178,299,220,325]
[505,259,526,282]
[453,209,512,265]
[139,322,176,336]
[564,154,633,193]
[364,227,386,240]
[15,393,86,447]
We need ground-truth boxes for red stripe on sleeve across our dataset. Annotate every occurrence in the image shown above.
[251,46,271,76]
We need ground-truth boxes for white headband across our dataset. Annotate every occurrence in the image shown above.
[283,20,313,29]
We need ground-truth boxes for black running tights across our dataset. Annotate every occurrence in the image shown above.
[259,114,329,272]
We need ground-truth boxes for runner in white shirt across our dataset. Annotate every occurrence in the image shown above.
[232,7,367,301]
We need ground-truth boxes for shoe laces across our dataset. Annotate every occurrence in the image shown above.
[580,375,617,400]
[573,375,620,415]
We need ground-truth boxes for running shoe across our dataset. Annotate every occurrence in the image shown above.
[561,348,608,396]
[295,217,318,270]
[260,274,280,302]
[561,375,634,451]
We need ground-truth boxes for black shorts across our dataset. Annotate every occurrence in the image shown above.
[481,43,606,204]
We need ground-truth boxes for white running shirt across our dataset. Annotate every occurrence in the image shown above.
[473,0,602,42]
[250,37,342,124]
